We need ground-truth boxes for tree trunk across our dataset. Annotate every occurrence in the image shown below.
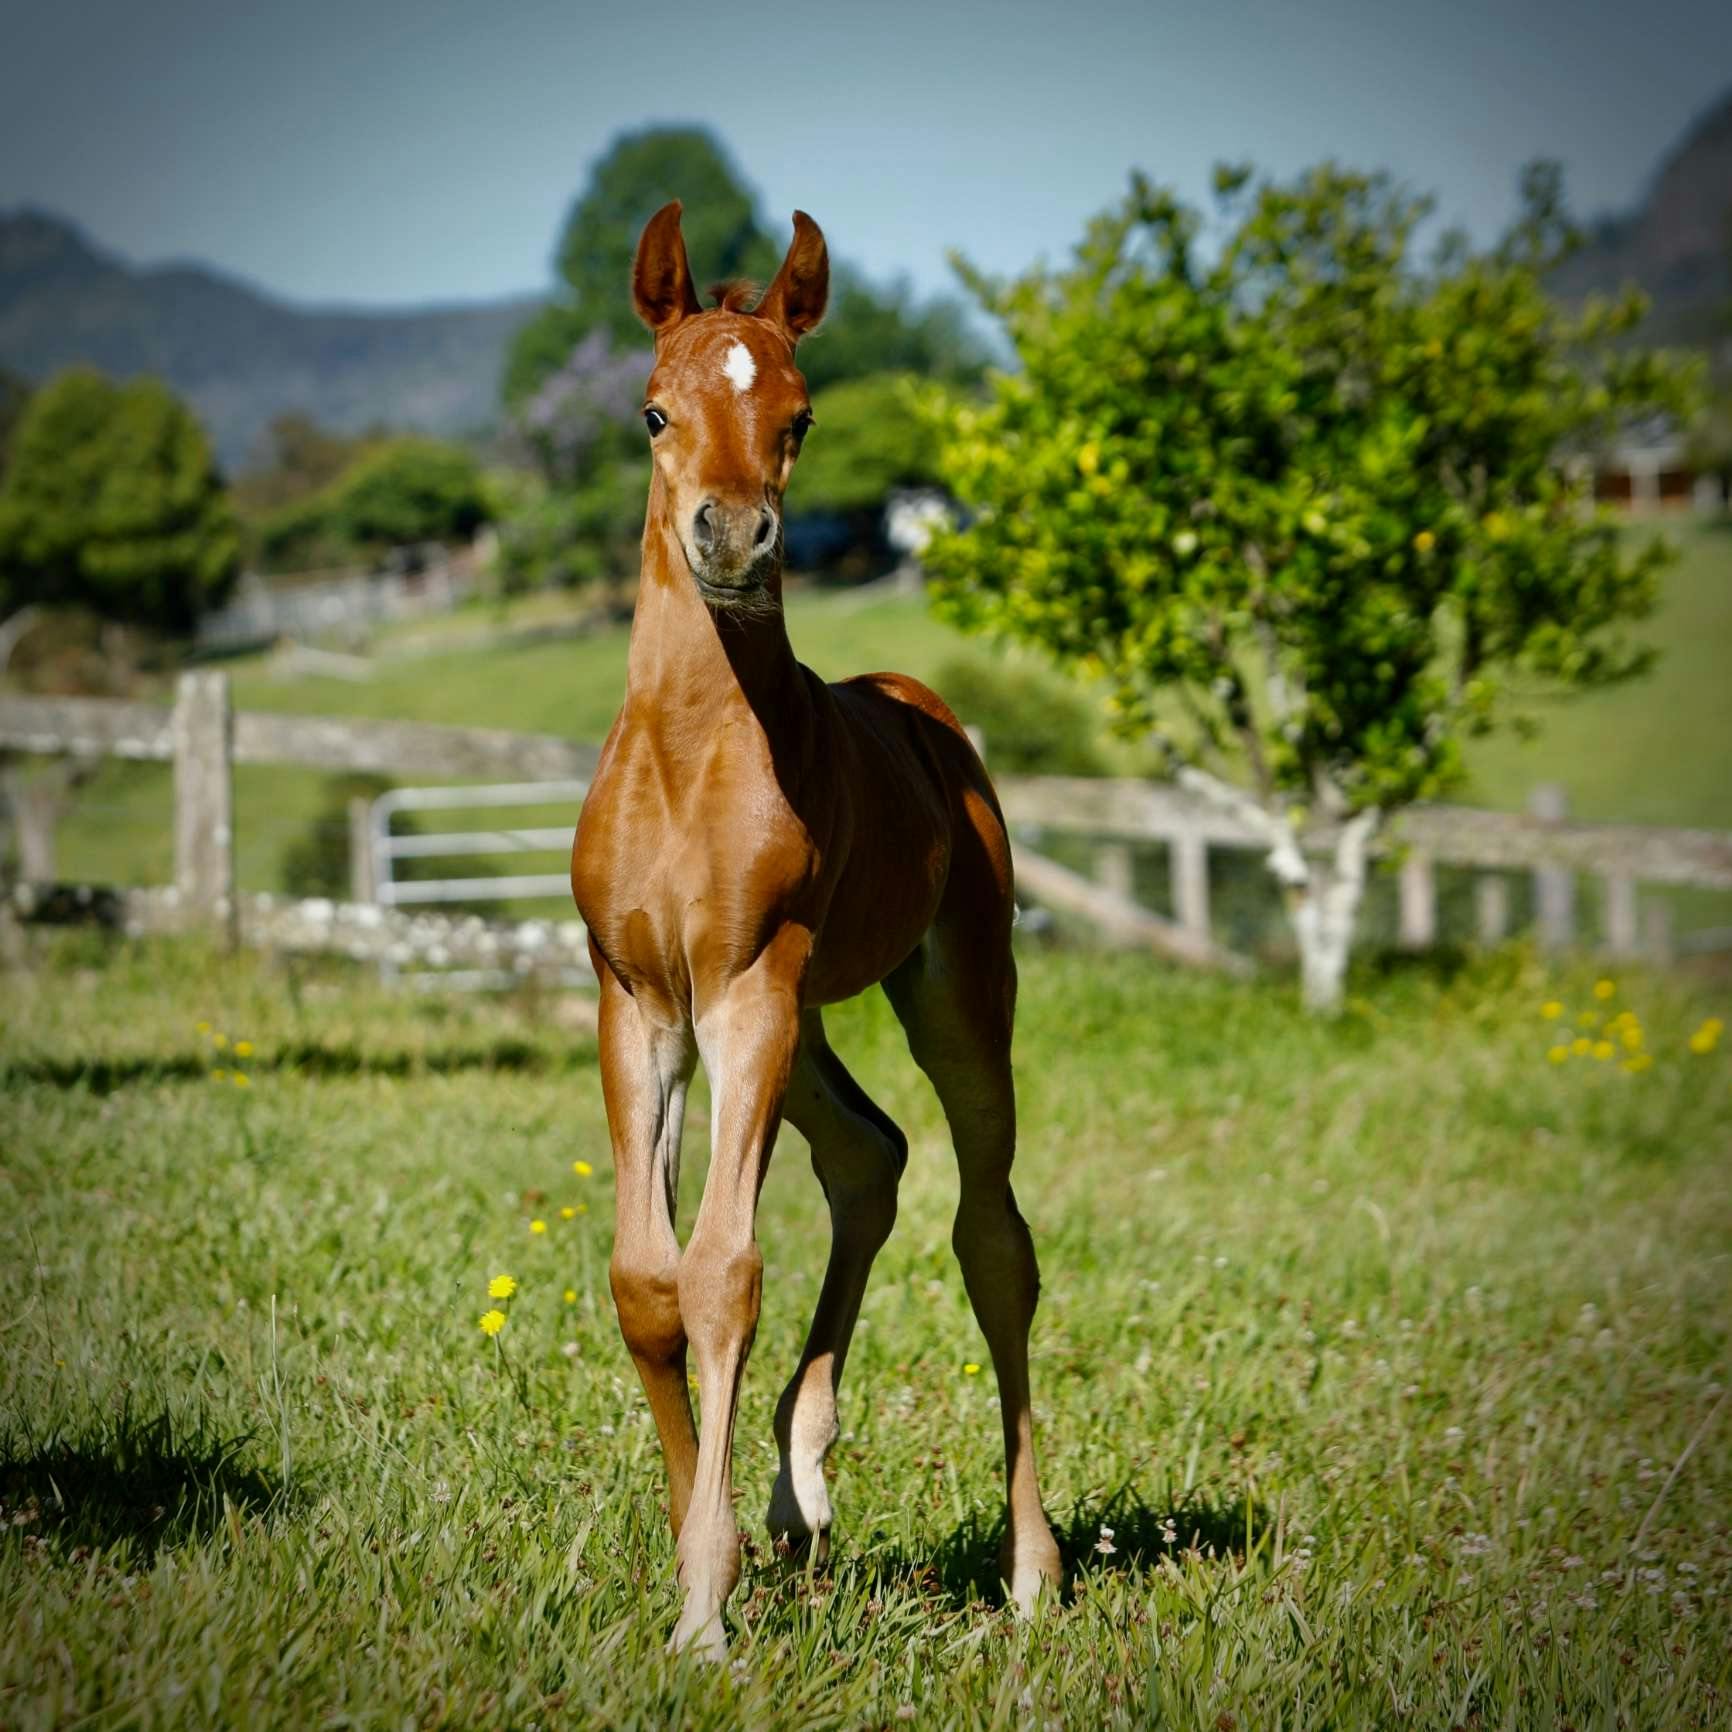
[1288,807,1378,1011]
[1175,765,1381,1015]
[1285,808,1379,1015]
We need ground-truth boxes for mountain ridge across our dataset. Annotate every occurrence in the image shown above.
[0,208,541,467]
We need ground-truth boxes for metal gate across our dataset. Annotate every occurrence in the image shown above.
[368,779,589,988]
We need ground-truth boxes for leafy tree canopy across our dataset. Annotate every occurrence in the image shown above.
[787,374,940,514]
[0,367,30,474]
[254,436,490,572]
[503,125,982,408]
[231,414,390,519]
[0,367,238,632]
[923,162,1697,1007]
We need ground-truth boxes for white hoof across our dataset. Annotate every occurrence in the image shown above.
[766,1464,832,1562]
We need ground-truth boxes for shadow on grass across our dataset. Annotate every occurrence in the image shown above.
[848,1486,1266,1612]
[2,1036,596,1094]
[0,1409,284,1561]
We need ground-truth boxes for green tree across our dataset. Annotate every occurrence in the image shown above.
[0,368,30,474]
[787,374,940,514]
[502,125,986,410]
[330,438,489,551]
[252,436,490,572]
[0,368,239,632]
[503,127,776,406]
[231,414,386,518]
[924,163,1696,1010]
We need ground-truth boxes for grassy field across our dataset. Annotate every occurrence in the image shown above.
[46,524,1732,909]
[3,937,1729,1728]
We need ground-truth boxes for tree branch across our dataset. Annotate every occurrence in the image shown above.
[1176,764,1310,889]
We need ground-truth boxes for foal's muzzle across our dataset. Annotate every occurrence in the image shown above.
[690,498,779,600]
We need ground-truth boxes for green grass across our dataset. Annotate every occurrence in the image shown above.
[4,938,1730,1727]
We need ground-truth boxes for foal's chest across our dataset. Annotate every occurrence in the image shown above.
[571,731,820,1011]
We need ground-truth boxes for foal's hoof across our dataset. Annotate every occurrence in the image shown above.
[766,1474,832,1567]
[668,1608,729,1664]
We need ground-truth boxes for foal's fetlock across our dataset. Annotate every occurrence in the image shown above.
[672,1519,742,1660]
[1001,1524,1063,1618]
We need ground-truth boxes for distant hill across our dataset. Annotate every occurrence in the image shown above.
[1549,85,1732,352]
[0,211,541,467]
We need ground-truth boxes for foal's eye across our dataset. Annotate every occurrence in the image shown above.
[643,407,668,436]
[791,409,814,446]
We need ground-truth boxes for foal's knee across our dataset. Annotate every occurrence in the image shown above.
[610,1249,684,1366]
[678,1238,764,1360]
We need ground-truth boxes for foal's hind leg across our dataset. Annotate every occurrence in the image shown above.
[885,929,1061,1613]
[768,1009,906,1558]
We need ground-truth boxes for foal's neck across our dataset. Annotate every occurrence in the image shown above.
[624,500,805,755]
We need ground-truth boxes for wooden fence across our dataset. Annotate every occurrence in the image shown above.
[3,671,1729,977]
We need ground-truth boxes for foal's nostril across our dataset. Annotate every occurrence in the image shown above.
[753,509,777,553]
[693,500,718,551]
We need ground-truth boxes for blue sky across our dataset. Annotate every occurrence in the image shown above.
[3,0,1729,309]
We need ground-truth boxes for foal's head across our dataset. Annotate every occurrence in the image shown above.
[632,201,828,607]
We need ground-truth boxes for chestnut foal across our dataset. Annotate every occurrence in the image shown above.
[570,202,1061,1658]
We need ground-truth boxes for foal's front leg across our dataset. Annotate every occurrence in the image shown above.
[671,942,806,1658]
[596,961,700,1535]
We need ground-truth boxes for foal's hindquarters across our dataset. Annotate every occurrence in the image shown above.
[588,754,1060,1660]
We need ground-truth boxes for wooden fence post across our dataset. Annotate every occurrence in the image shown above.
[173,671,236,946]
[1530,784,1574,950]
[1171,828,1211,945]
[348,796,377,904]
[1397,852,1437,950]
[1094,841,1133,901]
[1475,875,1509,946]
[1602,871,1639,958]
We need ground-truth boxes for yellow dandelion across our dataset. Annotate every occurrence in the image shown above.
[1592,1040,1614,1061]
[232,1072,250,1088]
[1624,1055,1652,1074]
[963,1362,981,1377]
[1593,979,1615,1001]
[234,1040,254,1058]
[560,1206,576,1220]
[1412,530,1436,554]
[1571,1037,1592,1056]
[487,1273,517,1299]
[211,1033,229,1050]
[195,1019,212,1035]
[529,1219,547,1235]
[210,1067,227,1083]
[1621,1025,1643,1050]
[572,1161,594,1179]
[478,1309,507,1336]
[1546,1045,1569,1065]
[1540,1001,1564,1020]
[563,1288,577,1305]
[1688,1028,1718,1055]
[1703,1017,1724,1037]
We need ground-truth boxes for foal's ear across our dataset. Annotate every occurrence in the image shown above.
[632,201,703,336]
[757,211,829,342]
